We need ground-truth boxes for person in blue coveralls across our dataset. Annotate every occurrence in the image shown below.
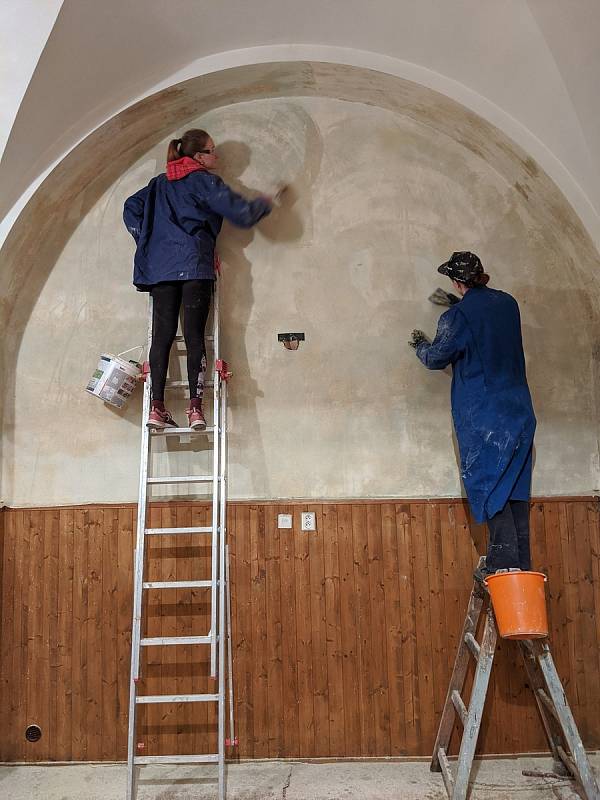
[124,129,273,431]
[409,252,536,580]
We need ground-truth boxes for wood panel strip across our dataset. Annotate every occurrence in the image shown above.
[337,503,360,756]
[310,505,329,757]
[381,502,405,755]
[264,506,283,757]
[366,504,390,755]
[116,507,133,758]
[279,503,299,757]
[322,504,344,756]
[352,504,376,756]
[56,508,74,760]
[294,504,316,757]
[234,504,255,756]
[396,503,420,753]
[411,503,436,751]
[250,505,269,757]
[1,509,16,760]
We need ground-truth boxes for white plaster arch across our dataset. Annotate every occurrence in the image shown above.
[2,0,600,254]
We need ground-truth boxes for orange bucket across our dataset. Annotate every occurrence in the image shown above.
[484,571,548,639]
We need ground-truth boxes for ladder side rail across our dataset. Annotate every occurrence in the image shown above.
[431,584,485,772]
[534,641,600,800]
[451,606,498,800]
[210,279,221,677]
[517,641,564,766]
[226,543,235,746]
[218,378,228,800]
[127,296,154,800]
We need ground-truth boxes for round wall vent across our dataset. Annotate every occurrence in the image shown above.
[25,724,42,743]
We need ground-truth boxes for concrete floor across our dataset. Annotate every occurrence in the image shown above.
[1,755,598,800]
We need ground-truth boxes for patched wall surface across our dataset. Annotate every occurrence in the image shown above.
[1,65,599,505]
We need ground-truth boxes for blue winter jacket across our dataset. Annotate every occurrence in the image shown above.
[123,171,271,289]
[416,286,536,523]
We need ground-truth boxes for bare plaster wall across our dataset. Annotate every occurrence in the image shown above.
[1,64,599,506]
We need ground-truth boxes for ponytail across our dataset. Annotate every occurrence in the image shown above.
[167,138,182,162]
[166,129,210,162]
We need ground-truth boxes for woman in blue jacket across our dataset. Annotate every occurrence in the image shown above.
[410,252,536,578]
[123,128,272,430]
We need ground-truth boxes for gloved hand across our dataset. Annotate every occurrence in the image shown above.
[408,329,431,349]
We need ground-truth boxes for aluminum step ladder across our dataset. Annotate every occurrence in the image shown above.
[431,558,600,800]
[127,278,235,800]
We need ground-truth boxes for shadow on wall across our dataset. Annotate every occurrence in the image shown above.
[214,133,320,497]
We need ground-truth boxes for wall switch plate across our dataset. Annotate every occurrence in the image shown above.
[301,512,316,531]
[278,514,292,529]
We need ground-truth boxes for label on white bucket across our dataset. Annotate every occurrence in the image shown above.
[86,354,141,408]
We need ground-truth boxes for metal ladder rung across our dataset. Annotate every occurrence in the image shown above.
[136,693,219,704]
[165,379,215,388]
[145,526,213,535]
[134,754,219,765]
[451,690,468,726]
[147,475,215,484]
[141,635,213,646]
[464,632,480,660]
[143,580,213,589]
[150,427,216,436]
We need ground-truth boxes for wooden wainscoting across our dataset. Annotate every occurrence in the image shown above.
[0,498,599,762]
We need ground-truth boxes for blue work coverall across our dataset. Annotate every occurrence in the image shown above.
[416,286,536,525]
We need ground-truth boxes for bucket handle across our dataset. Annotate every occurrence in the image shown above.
[117,345,145,362]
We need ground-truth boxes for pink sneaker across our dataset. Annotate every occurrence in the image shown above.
[186,400,206,431]
[147,404,178,429]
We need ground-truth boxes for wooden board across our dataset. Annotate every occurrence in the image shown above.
[1,498,599,761]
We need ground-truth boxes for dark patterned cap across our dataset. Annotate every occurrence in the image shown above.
[437,251,483,282]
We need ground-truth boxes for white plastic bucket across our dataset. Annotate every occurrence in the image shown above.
[85,352,141,408]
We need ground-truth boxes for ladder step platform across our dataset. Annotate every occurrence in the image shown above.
[134,754,219,765]
[431,558,600,800]
[150,427,216,436]
[142,580,212,590]
[147,475,214,484]
[145,526,214,535]
[136,693,219,704]
[141,635,213,646]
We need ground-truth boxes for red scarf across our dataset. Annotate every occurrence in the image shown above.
[166,156,207,181]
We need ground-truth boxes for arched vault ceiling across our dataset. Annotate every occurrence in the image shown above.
[1,0,600,249]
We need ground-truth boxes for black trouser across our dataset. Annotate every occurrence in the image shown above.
[149,279,213,402]
[486,499,531,572]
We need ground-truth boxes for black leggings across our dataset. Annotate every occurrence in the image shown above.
[149,280,213,402]
[486,499,531,572]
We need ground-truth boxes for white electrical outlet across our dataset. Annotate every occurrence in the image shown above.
[301,512,316,531]
[278,514,292,529]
